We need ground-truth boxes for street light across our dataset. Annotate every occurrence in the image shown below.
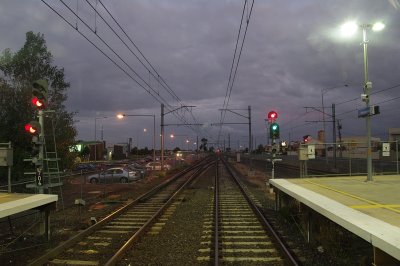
[116,113,156,164]
[169,134,189,150]
[340,20,385,182]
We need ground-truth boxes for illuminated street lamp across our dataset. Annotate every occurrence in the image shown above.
[340,20,385,182]
[170,134,189,150]
[117,113,156,164]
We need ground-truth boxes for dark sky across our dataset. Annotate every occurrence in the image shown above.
[1,0,400,150]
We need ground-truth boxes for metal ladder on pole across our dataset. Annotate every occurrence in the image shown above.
[43,114,65,216]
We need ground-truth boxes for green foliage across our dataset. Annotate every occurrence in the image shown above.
[173,147,181,153]
[256,144,265,154]
[0,31,77,178]
[199,137,208,151]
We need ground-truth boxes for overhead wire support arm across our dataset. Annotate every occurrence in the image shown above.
[219,108,248,119]
[211,122,248,126]
[164,123,203,127]
[164,105,196,115]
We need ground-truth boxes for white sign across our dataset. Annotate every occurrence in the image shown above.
[0,148,13,166]
[298,147,309,161]
[382,143,390,157]
[308,145,315,159]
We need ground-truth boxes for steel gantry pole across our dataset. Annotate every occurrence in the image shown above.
[160,104,198,170]
[362,25,373,182]
[248,106,252,153]
[161,104,165,171]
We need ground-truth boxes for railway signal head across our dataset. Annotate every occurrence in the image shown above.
[267,111,278,122]
[31,79,48,109]
[270,123,280,139]
[303,135,311,143]
[25,121,41,135]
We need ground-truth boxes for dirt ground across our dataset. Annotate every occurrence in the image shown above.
[0,171,171,265]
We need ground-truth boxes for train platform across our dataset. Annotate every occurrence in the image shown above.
[269,175,400,264]
[0,193,58,239]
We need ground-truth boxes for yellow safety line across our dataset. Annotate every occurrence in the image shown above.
[350,204,400,209]
[304,180,400,214]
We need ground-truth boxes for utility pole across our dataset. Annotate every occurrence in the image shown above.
[332,104,337,169]
[161,104,165,170]
[248,106,252,153]
[160,104,200,170]
[337,119,343,157]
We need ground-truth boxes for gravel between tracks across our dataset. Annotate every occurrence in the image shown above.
[119,167,214,266]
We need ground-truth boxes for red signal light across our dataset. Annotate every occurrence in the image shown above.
[24,121,41,135]
[267,111,278,121]
[25,124,37,134]
[303,135,311,143]
[31,97,45,109]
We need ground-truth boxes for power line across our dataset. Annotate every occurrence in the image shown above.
[217,0,255,146]
[336,82,400,106]
[95,0,182,104]
[95,0,208,138]
[58,0,172,107]
[43,0,206,138]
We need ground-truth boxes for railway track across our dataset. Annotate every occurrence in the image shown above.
[28,158,213,266]
[198,157,298,265]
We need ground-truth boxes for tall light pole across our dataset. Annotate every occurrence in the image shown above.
[116,113,156,164]
[340,21,385,181]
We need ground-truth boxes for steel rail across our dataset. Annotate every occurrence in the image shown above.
[105,160,215,265]
[213,158,220,266]
[28,158,212,266]
[220,156,299,266]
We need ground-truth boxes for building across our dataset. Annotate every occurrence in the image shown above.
[388,128,400,142]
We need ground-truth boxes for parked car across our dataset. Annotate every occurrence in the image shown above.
[145,162,171,171]
[87,167,140,184]
[127,163,147,178]
[72,163,96,173]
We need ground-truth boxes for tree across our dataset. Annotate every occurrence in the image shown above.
[0,31,76,177]
[256,144,265,154]
[199,138,208,151]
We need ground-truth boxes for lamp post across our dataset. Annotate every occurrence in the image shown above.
[340,21,385,182]
[116,113,156,164]
[94,116,108,161]
[170,134,189,150]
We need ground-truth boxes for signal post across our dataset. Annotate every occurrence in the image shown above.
[266,111,281,193]
[24,79,48,194]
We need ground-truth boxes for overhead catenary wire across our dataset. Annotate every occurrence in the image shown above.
[59,0,172,108]
[95,0,209,138]
[217,0,255,147]
[87,0,209,138]
[93,0,182,104]
[42,0,206,137]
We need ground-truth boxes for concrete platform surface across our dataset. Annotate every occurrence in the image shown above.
[269,175,400,261]
[0,193,58,218]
